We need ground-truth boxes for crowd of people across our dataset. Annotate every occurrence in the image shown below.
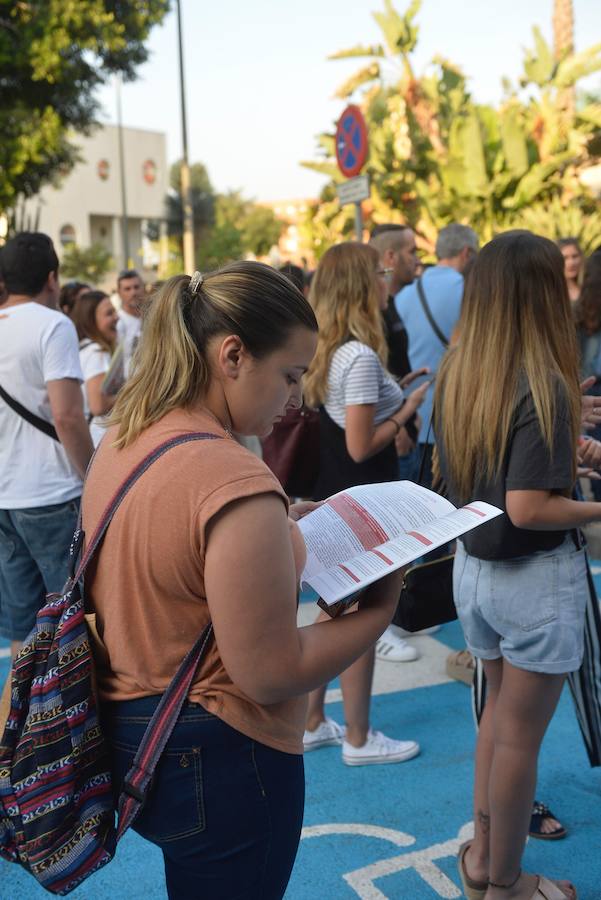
[1,225,601,899]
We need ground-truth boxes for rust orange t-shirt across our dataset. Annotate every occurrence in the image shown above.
[81,407,307,755]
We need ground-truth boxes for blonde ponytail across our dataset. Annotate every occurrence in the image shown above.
[108,262,317,449]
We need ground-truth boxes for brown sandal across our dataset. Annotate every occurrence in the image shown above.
[530,875,577,900]
[457,841,487,900]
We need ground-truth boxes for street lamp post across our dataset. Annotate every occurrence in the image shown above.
[176,0,195,274]
[115,74,130,270]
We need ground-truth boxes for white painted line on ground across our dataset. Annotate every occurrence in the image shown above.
[301,821,473,899]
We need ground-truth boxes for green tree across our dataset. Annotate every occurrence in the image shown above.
[197,190,283,268]
[302,0,601,255]
[164,159,215,245]
[198,224,244,272]
[240,205,283,257]
[0,0,170,216]
[60,242,113,282]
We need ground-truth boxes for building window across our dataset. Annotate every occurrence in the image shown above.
[59,225,76,246]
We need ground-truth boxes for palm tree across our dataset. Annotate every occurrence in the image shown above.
[553,0,575,120]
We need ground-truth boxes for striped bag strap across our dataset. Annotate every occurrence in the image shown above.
[71,432,222,584]
[73,431,222,840]
[116,622,214,839]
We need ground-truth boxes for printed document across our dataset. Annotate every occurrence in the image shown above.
[297,481,501,611]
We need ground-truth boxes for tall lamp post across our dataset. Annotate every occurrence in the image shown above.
[115,74,130,270]
[176,0,195,273]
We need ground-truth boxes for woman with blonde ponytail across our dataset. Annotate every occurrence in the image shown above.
[435,232,601,900]
[80,262,405,899]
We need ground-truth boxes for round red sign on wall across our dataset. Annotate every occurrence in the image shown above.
[143,159,157,185]
[97,159,110,180]
[335,105,369,178]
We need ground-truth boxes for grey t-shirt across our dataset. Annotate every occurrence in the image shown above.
[437,377,575,560]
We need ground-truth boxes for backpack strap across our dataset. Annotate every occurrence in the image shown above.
[415,277,449,348]
[116,621,214,838]
[71,432,222,584]
[70,431,222,840]
[0,383,60,441]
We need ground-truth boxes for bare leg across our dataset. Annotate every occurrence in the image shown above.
[305,610,331,731]
[305,606,376,746]
[485,660,574,900]
[305,683,328,732]
[464,657,503,884]
[340,646,375,747]
[11,640,21,661]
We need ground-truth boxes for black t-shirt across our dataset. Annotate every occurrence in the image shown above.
[382,296,418,442]
[437,377,575,560]
[382,296,411,379]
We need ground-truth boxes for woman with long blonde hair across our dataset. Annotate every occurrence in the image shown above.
[303,242,429,765]
[435,231,601,900]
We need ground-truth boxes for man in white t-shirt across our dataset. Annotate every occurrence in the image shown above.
[0,233,94,658]
[115,268,144,378]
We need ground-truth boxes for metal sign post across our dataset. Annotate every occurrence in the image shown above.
[335,105,369,242]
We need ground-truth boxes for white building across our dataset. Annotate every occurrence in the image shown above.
[22,124,168,273]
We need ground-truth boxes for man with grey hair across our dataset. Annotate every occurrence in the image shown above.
[395,222,479,487]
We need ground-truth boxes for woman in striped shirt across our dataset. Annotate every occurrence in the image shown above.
[302,241,428,766]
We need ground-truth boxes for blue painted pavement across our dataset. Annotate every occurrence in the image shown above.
[1,580,601,899]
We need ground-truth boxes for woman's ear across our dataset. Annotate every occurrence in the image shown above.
[216,334,244,380]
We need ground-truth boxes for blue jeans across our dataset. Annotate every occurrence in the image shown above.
[454,537,587,674]
[102,697,305,900]
[397,446,420,482]
[0,498,80,641]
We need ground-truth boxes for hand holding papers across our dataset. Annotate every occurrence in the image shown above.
[296,481,502,616]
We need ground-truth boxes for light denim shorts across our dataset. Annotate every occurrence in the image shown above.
[453,537,588,674]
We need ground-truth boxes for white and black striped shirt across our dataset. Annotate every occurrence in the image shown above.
[324,341,405,429]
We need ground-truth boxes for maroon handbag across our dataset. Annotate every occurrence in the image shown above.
[261,406,320,497]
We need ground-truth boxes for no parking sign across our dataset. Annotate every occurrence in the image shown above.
[335,105,369,177]
[335,105,370,240]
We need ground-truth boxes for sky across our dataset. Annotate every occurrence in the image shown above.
[95,0,600,202]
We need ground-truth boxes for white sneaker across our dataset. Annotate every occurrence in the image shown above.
[303,717,345,752]
[393,624,441,637]
[343,729,420,766]
[375,626,419,662]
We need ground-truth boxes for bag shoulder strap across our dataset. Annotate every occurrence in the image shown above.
[417,412,434,483]
[72,431,222,839]
[116,621,213,838]
[72,432,222,584]
[416,278,449,348]
[0,383,60,442]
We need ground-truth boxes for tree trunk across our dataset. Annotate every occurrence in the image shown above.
[553,0,575,121]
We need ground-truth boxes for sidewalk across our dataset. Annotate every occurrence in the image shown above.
[1,584,600,898]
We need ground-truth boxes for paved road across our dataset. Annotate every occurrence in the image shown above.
[1,587,600,899]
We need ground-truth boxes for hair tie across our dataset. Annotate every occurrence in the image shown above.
[189,271,204,296]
